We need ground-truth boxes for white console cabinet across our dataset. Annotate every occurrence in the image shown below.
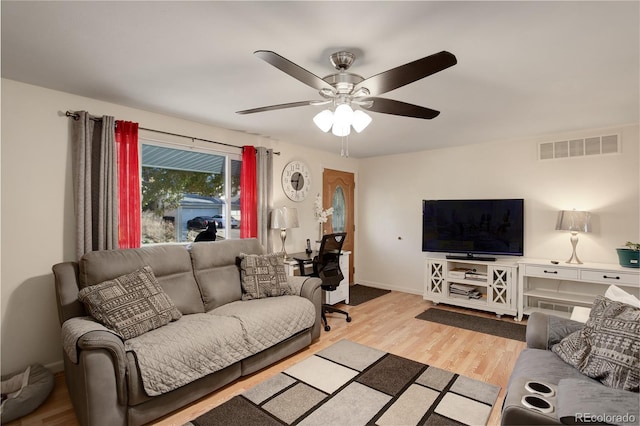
[518,258,640,321]
[424,257,518,318]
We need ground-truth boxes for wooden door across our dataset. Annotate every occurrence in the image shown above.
[323,168,355,284]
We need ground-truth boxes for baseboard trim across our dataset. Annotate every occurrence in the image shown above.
[45,359,64,374]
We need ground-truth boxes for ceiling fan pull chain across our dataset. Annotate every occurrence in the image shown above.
[340,135,349,158]
[346,134,350,157]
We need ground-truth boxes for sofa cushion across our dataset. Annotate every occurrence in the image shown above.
[124,313,250,396]
[79,245,204,314]
[124,296,315,396]
[190,239,265,311]
[552,296,640,392]
[210,296,316,351]
[238,253,292,300]
[78,266,182,339]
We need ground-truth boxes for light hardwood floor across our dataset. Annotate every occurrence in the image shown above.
[7,291,526,426]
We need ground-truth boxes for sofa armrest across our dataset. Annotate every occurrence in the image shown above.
[52,261,87,325]
[526,312,585,350]
[62,317,128,405]
[288,276,323,340]
[288,276,322,298]
[557,379,639,426]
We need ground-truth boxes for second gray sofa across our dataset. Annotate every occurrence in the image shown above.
[501,312,639,425]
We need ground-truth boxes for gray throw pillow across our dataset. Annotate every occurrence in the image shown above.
[78,266,182,340]
[553,296,640,392]
[238,252,292,300]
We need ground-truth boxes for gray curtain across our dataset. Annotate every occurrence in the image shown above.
[256,147,273,250]
[71,111,118,260]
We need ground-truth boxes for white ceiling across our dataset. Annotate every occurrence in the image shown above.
[2,1,638,158]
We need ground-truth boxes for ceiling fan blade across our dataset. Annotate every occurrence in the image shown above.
[254,50,334,92]
[236,100,317,115]
[355,51,457,96]
[363,97,440,119]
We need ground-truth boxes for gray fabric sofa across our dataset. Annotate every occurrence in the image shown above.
[502,312,639,425]
[52,239,323,426]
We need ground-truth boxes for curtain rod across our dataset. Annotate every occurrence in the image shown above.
[65,110,280,155]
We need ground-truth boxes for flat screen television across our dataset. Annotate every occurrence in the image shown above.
[422,198,524,260]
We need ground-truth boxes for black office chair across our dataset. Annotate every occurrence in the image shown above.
[295,232,352,331]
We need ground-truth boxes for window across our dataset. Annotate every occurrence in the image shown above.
[140,141,241,244]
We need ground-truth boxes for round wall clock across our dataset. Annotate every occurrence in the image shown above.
[282,160,311,202]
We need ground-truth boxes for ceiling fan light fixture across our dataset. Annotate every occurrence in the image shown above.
[332,123,351,137]
[333,103,354,127]
[313,109,333,132]
[352,110,372,133]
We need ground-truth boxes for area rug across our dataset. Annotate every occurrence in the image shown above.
[347,284,391,306]
[188,339,500,426]
[415,308,526,341]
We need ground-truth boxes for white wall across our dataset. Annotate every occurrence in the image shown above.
[356,125,640,294]
[0,79,355,374]
[269,143,359,254]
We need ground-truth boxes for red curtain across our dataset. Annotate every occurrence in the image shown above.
[240,146,257,238]
[115,120,141,248]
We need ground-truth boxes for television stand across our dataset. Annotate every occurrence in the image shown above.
[446,254,496,262]
[424,256,518,318]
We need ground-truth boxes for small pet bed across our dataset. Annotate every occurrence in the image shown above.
[1,364,54,423]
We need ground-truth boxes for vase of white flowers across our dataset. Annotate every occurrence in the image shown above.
[314,193,334,245]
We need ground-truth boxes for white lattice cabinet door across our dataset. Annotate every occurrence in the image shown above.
[487,266,515,311]
[425,259,445,298]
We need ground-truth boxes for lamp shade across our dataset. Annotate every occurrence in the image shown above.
[556,210,591,232]
[271,207,299,229]
[282,207,299,228]
[271,208,284,229]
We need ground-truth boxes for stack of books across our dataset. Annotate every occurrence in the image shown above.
[448,268,488,282]
[449,268,473,279]
[449,283,483,299]
[465,271,488,282]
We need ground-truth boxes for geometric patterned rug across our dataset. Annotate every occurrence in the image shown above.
[188,340,500,426]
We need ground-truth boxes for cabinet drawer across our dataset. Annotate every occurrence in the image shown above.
[580,270,640,286]
[524,265,578,280]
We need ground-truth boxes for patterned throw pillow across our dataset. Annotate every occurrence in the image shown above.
[238,253,292,300]
[78,266,182,340]
[553,296,640,391]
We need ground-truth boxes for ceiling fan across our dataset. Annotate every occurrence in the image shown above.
[236,49,457,135]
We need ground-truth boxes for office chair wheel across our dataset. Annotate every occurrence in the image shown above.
[324,325,331,332]
[346,316,352,322]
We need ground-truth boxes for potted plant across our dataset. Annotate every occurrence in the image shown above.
[616,241,640,268]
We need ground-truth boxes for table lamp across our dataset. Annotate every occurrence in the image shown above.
[271,207,299,259]
[556,209,591,264]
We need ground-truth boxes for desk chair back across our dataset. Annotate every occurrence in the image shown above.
[316,233,346,288]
